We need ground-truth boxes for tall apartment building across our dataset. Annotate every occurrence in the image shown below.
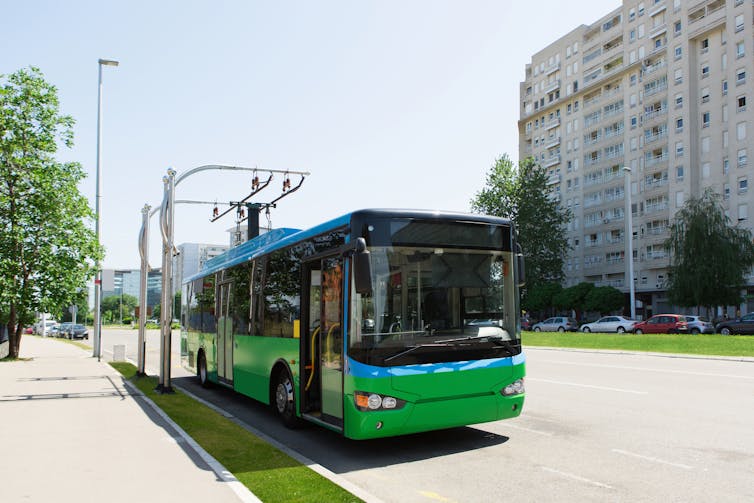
[519,0,753,316]
[173,242,229,293]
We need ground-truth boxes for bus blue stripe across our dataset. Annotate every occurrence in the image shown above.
[346,352,525,378]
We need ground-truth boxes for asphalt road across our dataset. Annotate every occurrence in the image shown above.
[91,329,754,502]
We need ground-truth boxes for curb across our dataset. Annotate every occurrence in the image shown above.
[121,379,262,503]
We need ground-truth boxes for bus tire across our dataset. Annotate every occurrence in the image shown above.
[273,367,302,429]
[198,351,210,388]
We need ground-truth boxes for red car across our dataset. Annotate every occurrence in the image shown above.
[633,314,689,334]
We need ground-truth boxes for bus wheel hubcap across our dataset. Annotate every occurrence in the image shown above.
[276,380,292,412]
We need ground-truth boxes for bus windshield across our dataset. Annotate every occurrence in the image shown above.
[349,244,521,367]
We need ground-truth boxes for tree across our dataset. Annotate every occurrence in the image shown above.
[665,188,754,312]
[553,282,594,319]
[471,155,571,288]
[584,286,625,315]
[0,67,102,358]
[523,281,562,317]
[102,294,138,324]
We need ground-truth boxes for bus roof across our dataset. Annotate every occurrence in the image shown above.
[183,209,513,284]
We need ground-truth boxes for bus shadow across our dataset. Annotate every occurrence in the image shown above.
[173,375,510,473]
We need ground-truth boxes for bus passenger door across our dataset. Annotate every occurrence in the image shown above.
[217,282,233,384]
[301,255,344,428]
[320,257,344,424]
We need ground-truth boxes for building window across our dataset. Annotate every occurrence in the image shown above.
[702,112,710,128]
[675,117,683,132]
[701,65,710,78]
[674,21,681,36]
[737,69,746,85]
[738,204,748,222]
[676,141,684,157]
[739,177,748,193]
[738,96,747,112]
[674,46,682,60]
[675,93,683,108]
[674,68,683,84]
[738,122,747,141]
[724,183,731,199]
[735,14,744,33]
[701,87,710,103]
[739,149,748,167]
[702,162,711,179]
[723,130,729,148]
[676,165,684,180]
[631,116,638,128]
[701,38,709,53]
[723,157,730,174]
[736,41,745,59]
[702,136,710,153]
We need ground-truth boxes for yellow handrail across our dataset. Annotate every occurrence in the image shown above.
[305,326,321,391]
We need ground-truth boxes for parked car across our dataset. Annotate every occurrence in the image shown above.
[62,324,88,340]
[55,322,73,338]
[684,315,714,334]
[521,315,533,331]
[532,316,579,332]
[633,314,688,334]
[715,313,754,335]
[34,320,58,335]
[580,316,637,333]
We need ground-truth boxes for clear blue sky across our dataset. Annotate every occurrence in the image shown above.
[3,0,619,269]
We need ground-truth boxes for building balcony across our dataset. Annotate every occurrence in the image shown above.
[544,117,561,130]
[645,153,669,168]
[543,79,561,94]
[544,62,560,75]
[546,173,561,185]
[543,155,561,168]
[545,136,561,149]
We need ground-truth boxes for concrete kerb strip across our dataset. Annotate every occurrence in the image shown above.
[173,383,387,503]
[121,379,262,503]
[122,356,384,503]
[524,345,754,363]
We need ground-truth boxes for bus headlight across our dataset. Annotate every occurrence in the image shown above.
[501,379,525,396]
[354,391,406,411]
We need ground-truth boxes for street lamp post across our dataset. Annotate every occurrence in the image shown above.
[93,58,119,361]
[623,166,636,320]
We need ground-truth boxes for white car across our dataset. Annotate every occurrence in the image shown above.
[580,316,636,333]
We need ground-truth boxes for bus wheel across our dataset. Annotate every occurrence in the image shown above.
[273,368,301,428]
[198,352,210,388]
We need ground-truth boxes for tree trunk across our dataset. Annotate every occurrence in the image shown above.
[7,305,21,359]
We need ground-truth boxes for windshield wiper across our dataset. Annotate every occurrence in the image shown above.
[383,343,452,363]
[434,335,519,355]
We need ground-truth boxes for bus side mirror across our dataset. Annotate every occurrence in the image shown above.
[516,243,525,288]
[353,237,373,296]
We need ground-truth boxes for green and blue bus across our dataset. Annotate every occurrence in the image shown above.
[181,209,525,439]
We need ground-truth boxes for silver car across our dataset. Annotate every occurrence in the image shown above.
[580,316,637,333]
[685,315,714,334]
[532,316,579,332]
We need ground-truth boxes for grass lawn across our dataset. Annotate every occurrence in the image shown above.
[110,362,362,503]
[522,331,754,357]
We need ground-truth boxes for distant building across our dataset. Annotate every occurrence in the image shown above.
[174,243,229,292]
[97,268,162,314]
[518,0,753,316]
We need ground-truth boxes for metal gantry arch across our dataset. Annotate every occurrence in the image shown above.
[137,165,309,392]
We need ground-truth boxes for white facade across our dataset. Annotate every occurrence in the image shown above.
[519,0,753,316]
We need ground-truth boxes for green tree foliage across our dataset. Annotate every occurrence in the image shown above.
[665,188,754,310]
[584,286,625,315]
[471,155,571,290]
[0,67,102,358]
[523,281,562,316]
[101,294,138,324]
[553,282,594,318]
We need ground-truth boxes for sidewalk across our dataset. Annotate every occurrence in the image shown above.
[0,336,248,502]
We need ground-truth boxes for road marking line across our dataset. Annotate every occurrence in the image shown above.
[504,423,554,436]
[541,467,613,489]
[527,377,648,395]
[418,491,455,502]
[535,357,754,381]
[611,449,694,470]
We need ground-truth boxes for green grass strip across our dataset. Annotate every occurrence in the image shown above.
[523,331,754,357]
[109,362,362,503]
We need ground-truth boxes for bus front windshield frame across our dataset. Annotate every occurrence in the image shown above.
[349,239,521,367]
